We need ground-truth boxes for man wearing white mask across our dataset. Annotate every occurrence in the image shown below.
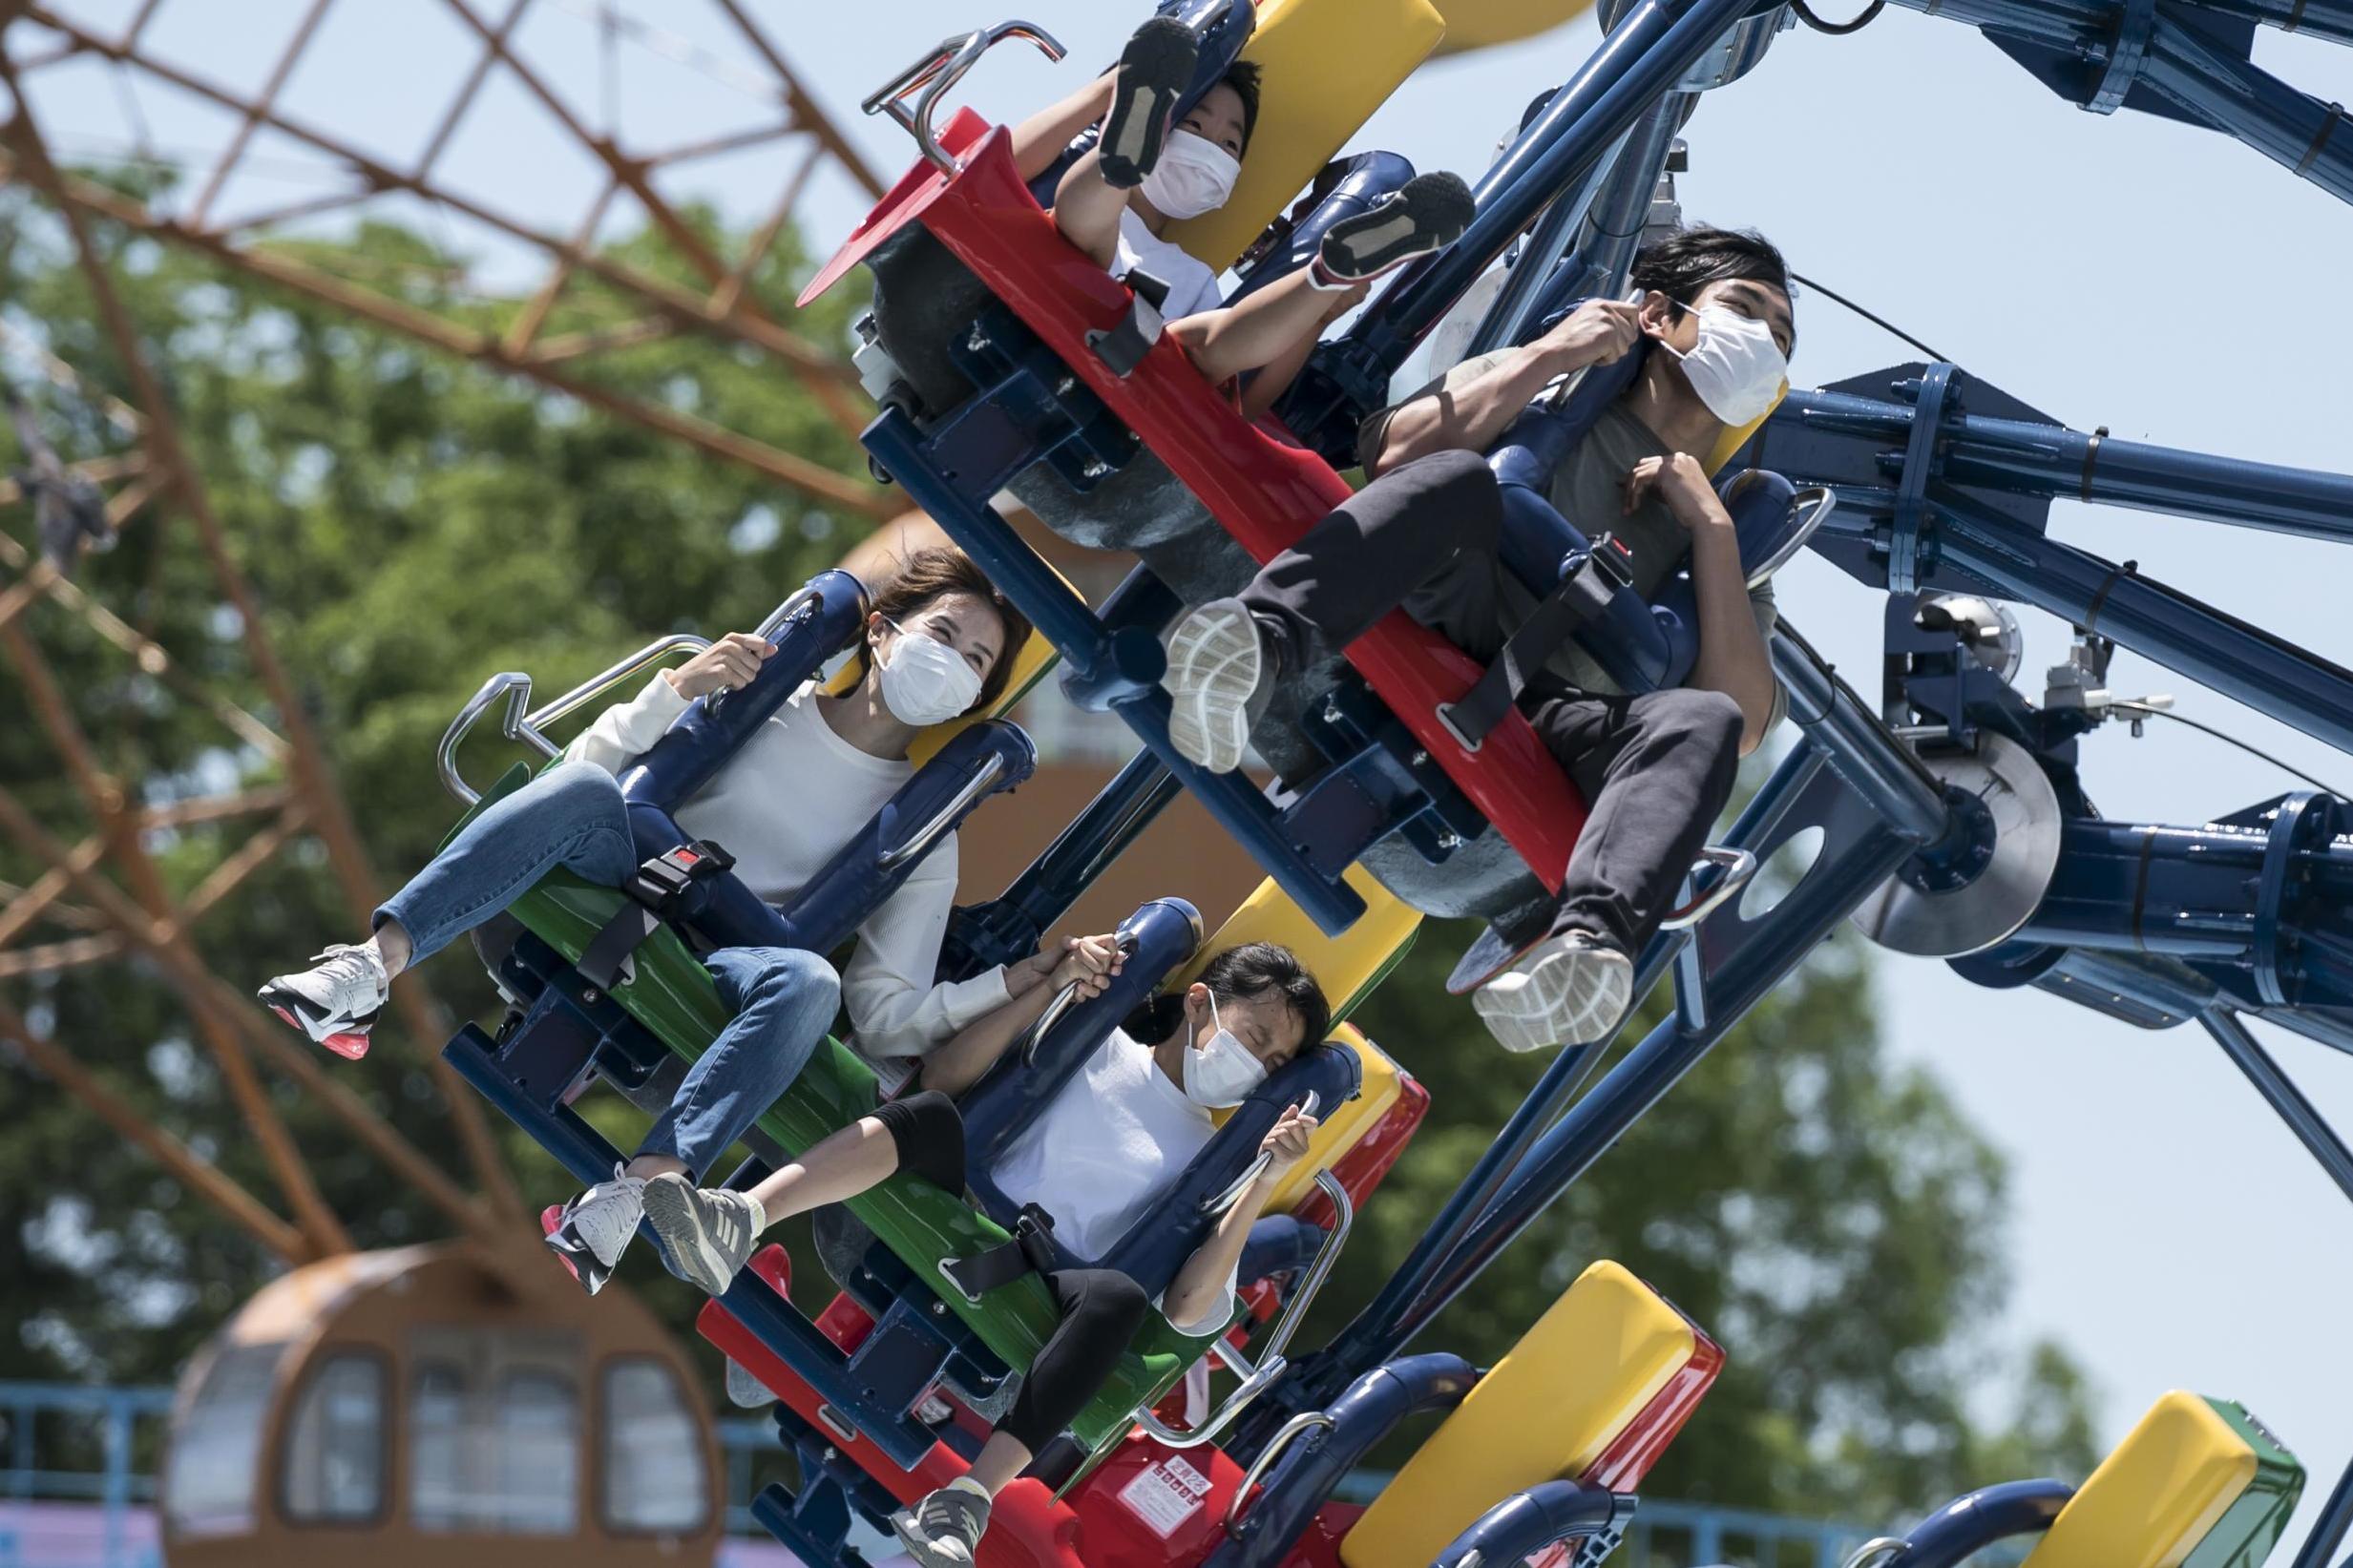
[1159,227,1796,1055]
[1009,16,1476,417]
[636,940,1330,1568]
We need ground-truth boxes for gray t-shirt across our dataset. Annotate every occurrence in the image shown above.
[1360,351,1779,703]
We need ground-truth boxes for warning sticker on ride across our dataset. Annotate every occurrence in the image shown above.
[1117,1453,1211,1537]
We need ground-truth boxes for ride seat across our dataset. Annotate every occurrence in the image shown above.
[1340,1260,1724,1568]
[1484,328,1813,696]
[2020,1390,2303,1568]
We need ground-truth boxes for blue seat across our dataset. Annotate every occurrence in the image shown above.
[1484,322,1815,694]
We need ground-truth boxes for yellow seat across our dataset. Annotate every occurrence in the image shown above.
[2023,1391,2303,1568]
[1342,1261,1710,1568]
[1261,1021,1406,1214]
[1164,0,1448,274]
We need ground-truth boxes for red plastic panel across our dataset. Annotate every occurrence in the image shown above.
[813,125,1586,889]
[1062,1434,1251,1568]
[1581,1307,1723,1495]
[1290,1073,1429,1234]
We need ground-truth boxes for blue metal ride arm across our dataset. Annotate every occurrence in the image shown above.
[1431,1480,1627,1568]
[1273,625,1950,1410]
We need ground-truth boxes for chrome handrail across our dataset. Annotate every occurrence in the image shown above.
[435,634,713,805]
[1659,846,1758,930]
[711,582,831,716]
[1020,929,1142,1066]
[876,753,1006,871]
[1133,1171,1354,1453]
[863,22,1066,171]
[1202,1093,1322,1216]
[1226,1411,1336,1530]
[1748,483,1838,588]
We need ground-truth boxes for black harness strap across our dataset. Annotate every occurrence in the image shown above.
[577,841,737,999]
[937,1203,1059,1304]
[1439,533,1635,752]
[1087,269,1171,378]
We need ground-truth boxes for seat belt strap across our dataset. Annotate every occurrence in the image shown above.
[937,1204,1059,1304]
[1439,533,1636,752]
[1087,269,1170,378]
[577,840,737,998]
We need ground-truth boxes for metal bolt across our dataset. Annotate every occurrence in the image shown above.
[1409,749,1429,767]
[1056,375,1076,395]
[967,326,990,353]
[932,1301,948,1316]
[1321,699,1343,725]
[1081,457,1110,479]
[1438,830,1464,851]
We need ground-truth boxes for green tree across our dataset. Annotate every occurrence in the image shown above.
[0,178,2099,1526]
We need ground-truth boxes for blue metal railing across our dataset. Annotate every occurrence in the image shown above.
[0,1380,2027,1568]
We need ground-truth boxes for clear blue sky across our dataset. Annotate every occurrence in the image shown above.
[12,0,2353,1548]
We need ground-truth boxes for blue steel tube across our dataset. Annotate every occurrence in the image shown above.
[1776,387,2353,545]
[1563,91,1692,298]
[1921,495,2353,756]
[1460,130,1629,362]
[2290,1453,2353,1568]
[1883,1481,2074,1568]
[1432,1480,1622,1568]
[2138,20,2353,205]
[2202,1010,2353,1205]
[1344,0,1756,376]
[2176,0,2353,44]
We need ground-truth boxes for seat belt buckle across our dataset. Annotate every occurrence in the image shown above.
[1012,1203,1058,1276]
[1586,531,1636,591]
[1434,700,1484,755]
[623,839,737,915]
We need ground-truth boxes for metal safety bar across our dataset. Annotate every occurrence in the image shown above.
[1021,929,1143,1065]
[863,21,1066,170]
[1204,1093,1324,1215]
[1227,1411,1336,1529]
[436,634,712,805]
[877,753,1008,871]
[1134,1170,1354,1451]
[1659,846,1758,930]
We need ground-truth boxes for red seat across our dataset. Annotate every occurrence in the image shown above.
[809,112,1586,894]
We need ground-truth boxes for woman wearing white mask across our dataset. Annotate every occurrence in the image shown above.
[1007,17,1476,417]
[639,939,1330,1568]
[258,547,1059,1289]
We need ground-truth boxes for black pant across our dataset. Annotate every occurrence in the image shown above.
[875,1093,1153,1453]
[1239,448,1744,955]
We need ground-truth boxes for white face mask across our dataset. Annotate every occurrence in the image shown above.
[1142,130,1240,221]
[875,617,983,727]
[1665,302,1788,427]
[1181,993,1270,1109]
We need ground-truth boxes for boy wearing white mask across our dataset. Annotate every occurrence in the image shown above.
[1158,228,1797,1055]
[1010,17,1476,417]
[636,940,1331,1568]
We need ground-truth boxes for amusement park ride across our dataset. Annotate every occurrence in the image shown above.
[4,0,2353,1564]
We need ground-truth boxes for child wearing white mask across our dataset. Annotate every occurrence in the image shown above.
[1007,16,1478,417]
[638,940,1330,1568]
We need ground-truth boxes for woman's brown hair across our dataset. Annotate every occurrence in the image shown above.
[864,546,1035,715]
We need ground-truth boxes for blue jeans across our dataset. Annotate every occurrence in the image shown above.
[378,761,841,1175]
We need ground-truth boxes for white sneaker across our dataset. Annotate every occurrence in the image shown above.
[1164,597,1271,774]
[1473,931,1634,1054]
[892,1476,994,1568]
[724,1357,773,1410]
[258,943,389,1060]
[544,1165,647,1295]
[641,1174,764,1297]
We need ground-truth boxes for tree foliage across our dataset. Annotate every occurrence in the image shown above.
[0,181,2098,1524]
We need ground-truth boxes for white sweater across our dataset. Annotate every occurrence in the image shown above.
[563,674,1011,1059]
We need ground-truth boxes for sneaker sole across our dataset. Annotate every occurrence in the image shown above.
[1473,944,1633,1054]
[1164,600,1261,773]
[542,1205,615,1296]
[890,1509,980,1568]
[1319,173,1477,282]
[260,989,373,1061]
[640,1180,749,1297]
[1099,18,1198,190]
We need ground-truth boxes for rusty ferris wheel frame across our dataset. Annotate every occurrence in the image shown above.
[0,0,893,1265]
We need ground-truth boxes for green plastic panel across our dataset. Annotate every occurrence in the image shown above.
[2186,1397,2304,1568]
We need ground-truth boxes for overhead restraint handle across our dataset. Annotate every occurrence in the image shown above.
[863,21,1067,171]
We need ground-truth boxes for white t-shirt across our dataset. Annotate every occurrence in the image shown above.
[993,1026,1237,1336]
[1112,208,1225,323]
[564,675,1010,1059]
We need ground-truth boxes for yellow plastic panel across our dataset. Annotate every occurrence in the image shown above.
[1258,1023,1403,1213]
[1430,0,1598,54]
[1343,1261,1695,1568]
[2023,1391,2257,1568]
[1163,0,1447,274]
[1704,381,1788,475]
[1176,868,1422,1019]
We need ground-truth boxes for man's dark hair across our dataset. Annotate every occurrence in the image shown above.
[1124,940,1333,1054]
[1630,225,1793,331]
[865,545,1034,714]
[1219,60,1263,155]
